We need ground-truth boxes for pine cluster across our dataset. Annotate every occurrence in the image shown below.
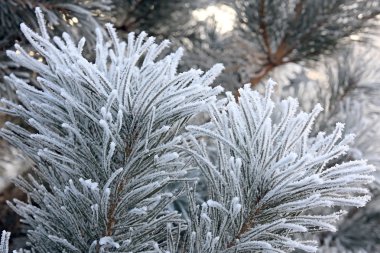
[0,8,376,253]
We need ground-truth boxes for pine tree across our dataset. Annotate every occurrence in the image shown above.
[0,9,375,252]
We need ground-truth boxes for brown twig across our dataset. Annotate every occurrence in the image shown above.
[249,1,295,87]
[227,196,263,248]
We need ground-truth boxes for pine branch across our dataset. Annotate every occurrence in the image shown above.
[0,0,110,51]
[110,0,203,40]
[280,46,380,252]
[0,0,111,102]
[235,0,380,86]
[0,8,223,252]
[0,231,11,253]
[180,80,374,252]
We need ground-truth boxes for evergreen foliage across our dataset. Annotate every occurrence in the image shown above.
[0,0,110,50]
[233,0,380,86]
[0,9,375,252]
[110,0,201,38]
[0,0,110,102]
[0,231,11,253]
[279,47,380,252]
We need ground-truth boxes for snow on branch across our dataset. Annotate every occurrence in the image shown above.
[0,7,374,253]
[0,7,222,252]
[182,81,374,252]
[0,231,10,253]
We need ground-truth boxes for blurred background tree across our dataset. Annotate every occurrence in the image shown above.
[1,0,380,252]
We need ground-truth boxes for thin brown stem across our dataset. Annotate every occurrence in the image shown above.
[249,63,275,86]
[227,196,263,248]
[247,1,303,87]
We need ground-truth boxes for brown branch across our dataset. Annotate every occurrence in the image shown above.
[105,179,126,236]
[258,0,272,56]
[248,1,305,87]
[248,2,290,87]
[102,127,141,241]
[249,63,275,86]
[227,196,263,248]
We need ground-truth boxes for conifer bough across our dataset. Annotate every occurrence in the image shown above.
[235,0,380,85]
[0,8,375,253]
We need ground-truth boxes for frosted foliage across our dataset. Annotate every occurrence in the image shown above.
[0,8,374,253]
[0,231,10,253]
[180,82,374,253]
[0,8,222,253]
